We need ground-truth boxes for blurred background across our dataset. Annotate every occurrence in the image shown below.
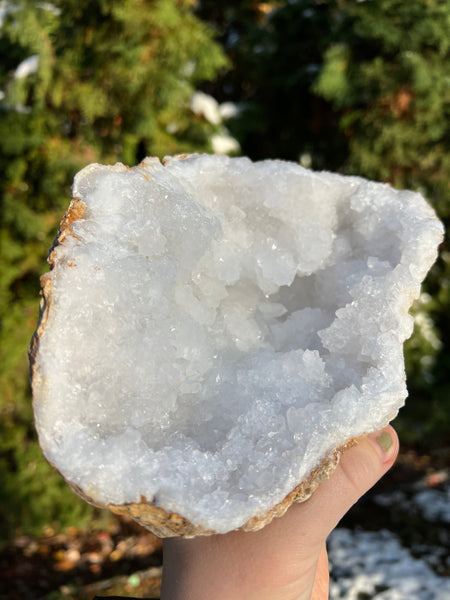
[0,0,449,598]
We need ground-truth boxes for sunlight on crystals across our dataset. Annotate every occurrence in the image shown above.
[32,154,443,534]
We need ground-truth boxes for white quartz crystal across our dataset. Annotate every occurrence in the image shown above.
[32,154,443,534]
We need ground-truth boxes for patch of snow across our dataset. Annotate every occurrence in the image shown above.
[375,489,407,508]
[211,133,240,155]
[329,528,450,600]
[37,2,61,16]
[413,486,450,523]
[219,101,240,120]
[0,0,16,28]
[14,55,39,79]
[190,91,221,125]
[375,482,450,524]
[181,60,196,78]
[190,93,241,154]
[299,152,312,168]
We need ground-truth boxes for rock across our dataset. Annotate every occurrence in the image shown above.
[29,154,443,536]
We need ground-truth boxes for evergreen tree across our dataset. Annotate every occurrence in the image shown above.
[0,0,227,537]
[314,0,450,212]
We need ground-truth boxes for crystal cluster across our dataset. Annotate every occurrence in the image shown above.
[31,154,443,535]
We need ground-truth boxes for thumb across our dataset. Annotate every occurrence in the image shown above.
[289,425,399,546]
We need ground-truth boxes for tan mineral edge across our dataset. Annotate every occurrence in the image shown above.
[28,159,383,537]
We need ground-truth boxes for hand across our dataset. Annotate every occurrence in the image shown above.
[161,426,399,600]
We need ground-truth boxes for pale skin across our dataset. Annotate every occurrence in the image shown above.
[161,425,399,600]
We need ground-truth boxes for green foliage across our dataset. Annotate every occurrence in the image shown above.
[0,0,227,538]
[314,0,450,207]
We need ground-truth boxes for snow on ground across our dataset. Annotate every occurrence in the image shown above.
[328,528,450,600]
[328,479,450,599]
[375,480,450,524]
[412,486,450,523]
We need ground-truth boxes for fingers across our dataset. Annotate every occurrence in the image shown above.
[287,425,399,547]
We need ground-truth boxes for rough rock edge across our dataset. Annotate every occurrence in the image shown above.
[27,157,384,537]
[28,196,88,375]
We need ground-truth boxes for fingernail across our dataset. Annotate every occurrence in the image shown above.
[368,428,395,463]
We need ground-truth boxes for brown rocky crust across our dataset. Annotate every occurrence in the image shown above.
[28,197,87,376]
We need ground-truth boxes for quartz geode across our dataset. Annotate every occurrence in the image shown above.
[30,154,443,536]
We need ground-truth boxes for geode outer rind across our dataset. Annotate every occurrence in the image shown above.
[30,154,443,537]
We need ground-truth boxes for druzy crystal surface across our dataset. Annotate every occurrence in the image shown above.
[32,154,443,533]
